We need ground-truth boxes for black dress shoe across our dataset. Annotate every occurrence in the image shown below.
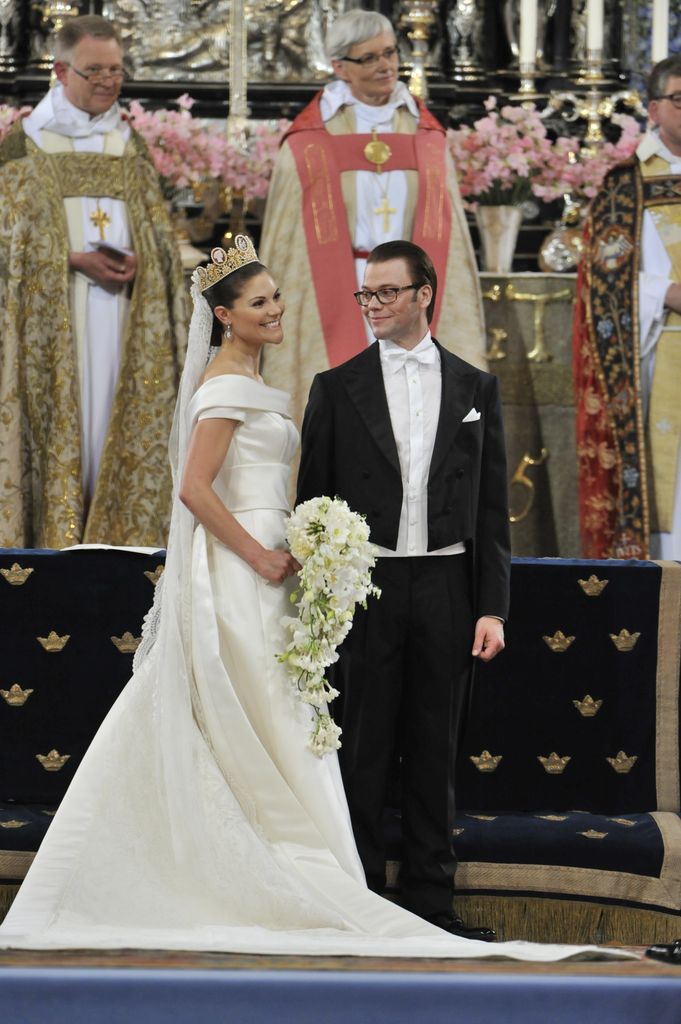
[426,912,497,942]
[646,940,681,964]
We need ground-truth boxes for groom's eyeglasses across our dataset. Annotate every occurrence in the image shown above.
[354,284,419,306]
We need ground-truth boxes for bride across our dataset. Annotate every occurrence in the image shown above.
[0,237,631,961]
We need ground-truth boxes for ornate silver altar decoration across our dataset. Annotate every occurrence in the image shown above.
[101,0,348,83]
[446,0,485,84]
[0,0,20,72]
[501,0,557,68]
[30,0,80,70]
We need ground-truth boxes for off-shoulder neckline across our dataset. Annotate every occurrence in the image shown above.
[196,373,288,396]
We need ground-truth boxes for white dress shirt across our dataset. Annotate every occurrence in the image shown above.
[375,332,465,558]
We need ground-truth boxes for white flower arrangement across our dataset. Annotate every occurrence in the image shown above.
[278,496,381,758]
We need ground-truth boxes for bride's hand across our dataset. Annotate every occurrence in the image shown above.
[255,549,301,584]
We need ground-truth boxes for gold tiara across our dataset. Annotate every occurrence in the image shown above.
[193,235,259,293]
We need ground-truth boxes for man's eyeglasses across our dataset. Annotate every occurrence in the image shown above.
[653,91,681,109]
[354,284,419,306]
[340,46,399,69]
[65,63,127,84]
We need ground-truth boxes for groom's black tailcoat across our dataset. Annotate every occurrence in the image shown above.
[296,340,511,917]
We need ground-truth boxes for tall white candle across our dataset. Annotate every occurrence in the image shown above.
[652,0,669,63]
[586,0,604,53]
[519,0,538,67]
[229,0,248,120]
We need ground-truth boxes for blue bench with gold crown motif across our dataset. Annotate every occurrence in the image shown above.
[386,558,681,945]
[0,547,166,921]
[1,551,680,945]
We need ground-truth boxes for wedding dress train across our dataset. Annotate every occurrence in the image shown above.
[0,377,633,962]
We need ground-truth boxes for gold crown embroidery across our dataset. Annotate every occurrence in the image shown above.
[543,630,575,652]
[579,829,608,840]
[578,575,609,597]
[37,631,70,652]
[0,820,28,829]
[469,750,503,773]
[0,683,34,706]
[144,565,165,585]
[535,814,567,821]
[573,695,603,717]
[193,235,259,293]
[607,817,637,826]
[609,629,640,652]
[36,749,70,772]
[111,631,142,653]
[606,750,637,773]
[466,814,497,821]
[538,752,571,774]
[0,563,34,586]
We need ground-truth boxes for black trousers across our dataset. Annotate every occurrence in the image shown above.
[337,554,474,918]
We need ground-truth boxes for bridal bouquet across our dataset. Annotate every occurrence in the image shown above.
[278,497,381,758]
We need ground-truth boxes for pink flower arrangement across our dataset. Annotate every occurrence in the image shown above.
[127,97,289,203]
[223,118,291,201]
[447,98,644,209]
[127,94,230,191]
[447,98,572,208]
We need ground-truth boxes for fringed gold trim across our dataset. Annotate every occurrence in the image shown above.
[0,849,34,880]
[454,894,681,945]
[0,884,21,925]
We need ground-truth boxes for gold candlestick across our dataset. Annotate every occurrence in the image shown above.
[399,1,438,102]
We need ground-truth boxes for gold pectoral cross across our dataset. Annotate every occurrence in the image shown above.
[375,194,397,232]
[89,204,111,241]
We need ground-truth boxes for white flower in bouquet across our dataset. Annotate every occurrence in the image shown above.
[277,496,381,757]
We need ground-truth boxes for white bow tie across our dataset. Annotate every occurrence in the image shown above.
[382,345,439,372]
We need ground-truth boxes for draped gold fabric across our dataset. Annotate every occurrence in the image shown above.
[0,124,188,548]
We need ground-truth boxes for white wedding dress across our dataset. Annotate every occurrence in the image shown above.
[0,376,633,962]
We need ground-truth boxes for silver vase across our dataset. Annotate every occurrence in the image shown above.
[475,205,523,273]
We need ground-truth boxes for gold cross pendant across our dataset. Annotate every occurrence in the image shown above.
[374,195,397,232]
[89,205,111,241]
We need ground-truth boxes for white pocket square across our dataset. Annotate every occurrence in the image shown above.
[462,408,481,423]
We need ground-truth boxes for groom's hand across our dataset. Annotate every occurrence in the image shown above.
[472,616,505,662]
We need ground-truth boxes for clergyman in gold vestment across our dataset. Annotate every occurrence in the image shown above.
[0,16,187,548]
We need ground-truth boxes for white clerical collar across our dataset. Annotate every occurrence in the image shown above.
[320,79,419,124]
[637,129,681,171]
[24,82,124,140]
[379,332,437,373]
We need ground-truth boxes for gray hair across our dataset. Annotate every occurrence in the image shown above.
[325,9,395,62]
[54,15,122,63]
[648,54,681,101]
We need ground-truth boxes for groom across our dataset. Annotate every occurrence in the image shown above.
[296,240,510,940]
